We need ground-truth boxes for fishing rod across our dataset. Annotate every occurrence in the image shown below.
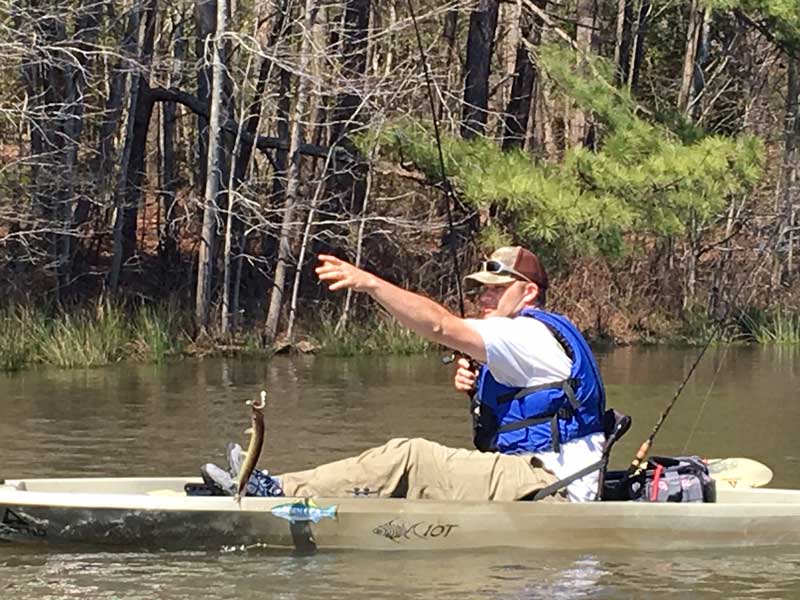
[406,0,466,318]
[628,222,785,475]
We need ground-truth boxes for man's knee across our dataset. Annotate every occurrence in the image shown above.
[383,437,438,459]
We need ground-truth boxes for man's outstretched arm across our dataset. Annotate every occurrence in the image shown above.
[315,254,486,362]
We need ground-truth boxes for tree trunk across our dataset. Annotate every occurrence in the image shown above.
[160,19,187,268]
[330,0,371,146]
[441,7,459,122]
[778,56,800,284]
[54,0,101,297]
[196,0,228,329]
[461,0,500,139]
[264,0,319,345]
[678,0,706,118]
[286,146,332,343]
[628,0,651,91]
[326,0,370,223]
[614,0,634,86]
[108,0,158,292]
[22,11,67,293]
[502,0,545,151]
[683,212,698,311]
[221,1,291,334]
[336,154,373,333]
[76,6,138,228]
[195,0,216,191]
[569,0,598,148]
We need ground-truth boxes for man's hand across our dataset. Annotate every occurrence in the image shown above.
[316,254,378,293]
[454,357,479,394]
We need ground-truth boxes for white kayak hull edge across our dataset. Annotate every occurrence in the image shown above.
[1,477,800,551]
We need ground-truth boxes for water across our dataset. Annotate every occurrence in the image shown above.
[1,346,799,598]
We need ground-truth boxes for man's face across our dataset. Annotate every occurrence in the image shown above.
[477,281,536,318]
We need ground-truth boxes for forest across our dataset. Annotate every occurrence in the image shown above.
[1,0,799,368]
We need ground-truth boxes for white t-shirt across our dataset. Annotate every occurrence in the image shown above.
[465,315,605,502]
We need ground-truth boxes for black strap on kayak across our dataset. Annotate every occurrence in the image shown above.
[531,459,605,501]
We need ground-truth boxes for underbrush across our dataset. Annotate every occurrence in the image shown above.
[314,314,435,356]
[0,302,185,371]
[738,309,800,345]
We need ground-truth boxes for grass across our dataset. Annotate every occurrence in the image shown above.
[6,300,797,372]
[0,305,40,371]
[739,309,800,345]
[129,304,185,364]
[315,314,436,356]
[0,301,186,371]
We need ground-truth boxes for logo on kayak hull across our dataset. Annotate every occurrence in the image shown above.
[372,519,458,543]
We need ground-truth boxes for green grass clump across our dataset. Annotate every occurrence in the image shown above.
[36,302,130,368]
[740,310,800,345]
[0,305,42,371]
[316,314,435,356]
[129,304,184,363]
[0,301,189,371]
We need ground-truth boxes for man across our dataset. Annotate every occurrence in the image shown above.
[200,247,606,502]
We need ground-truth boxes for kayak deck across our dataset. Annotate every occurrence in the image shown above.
[2,477,800,552]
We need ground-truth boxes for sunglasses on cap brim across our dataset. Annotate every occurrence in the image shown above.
[479,260,532,283]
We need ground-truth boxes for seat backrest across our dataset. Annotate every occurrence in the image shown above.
[596,409,632,500]
[602,409,631,458]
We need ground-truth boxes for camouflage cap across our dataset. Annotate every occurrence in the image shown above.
[464,246,549,288]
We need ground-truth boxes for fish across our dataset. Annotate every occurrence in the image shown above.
[270,500,338,524]
[234,391,266,503]
[372,519,409,542]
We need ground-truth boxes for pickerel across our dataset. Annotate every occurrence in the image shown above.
[234,390,266,503]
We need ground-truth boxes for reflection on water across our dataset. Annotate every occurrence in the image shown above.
[1,346,799,598]
[2,546,800,599]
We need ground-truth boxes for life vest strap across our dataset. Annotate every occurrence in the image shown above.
[495,379,580,453]
[497,414,552,434]
[496,378,579,405]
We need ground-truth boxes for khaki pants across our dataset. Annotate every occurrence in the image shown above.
[279,437,565,502]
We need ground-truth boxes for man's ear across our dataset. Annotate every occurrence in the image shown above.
[522,282,540,305]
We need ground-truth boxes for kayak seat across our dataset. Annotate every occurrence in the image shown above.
[523,408,631,502]
[596,409,632,500]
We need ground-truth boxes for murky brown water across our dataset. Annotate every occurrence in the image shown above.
[1,346,799,598]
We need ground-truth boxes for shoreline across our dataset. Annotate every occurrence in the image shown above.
[2,302,797,373]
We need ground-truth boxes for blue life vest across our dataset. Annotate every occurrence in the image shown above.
[472,308,606,454]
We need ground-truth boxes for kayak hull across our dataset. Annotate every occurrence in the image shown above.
[2,477,800,551]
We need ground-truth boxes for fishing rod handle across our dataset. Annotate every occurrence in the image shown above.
[627,439,652,476]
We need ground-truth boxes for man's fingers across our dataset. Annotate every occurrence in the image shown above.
[317,254,343,268]
[456,357,471,369]
[454,370,476,388]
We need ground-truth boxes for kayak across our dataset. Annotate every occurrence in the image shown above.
[2,474,799,552]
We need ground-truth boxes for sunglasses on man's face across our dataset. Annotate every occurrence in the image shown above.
[479,260,532,282]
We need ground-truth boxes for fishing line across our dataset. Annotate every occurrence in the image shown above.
[681,341,731,454]
[406,0,466,317]
[629,221,786,474]
[681,248,779,454]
